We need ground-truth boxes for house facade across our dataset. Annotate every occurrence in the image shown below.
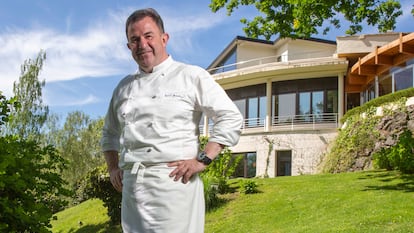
[203,32,414,178]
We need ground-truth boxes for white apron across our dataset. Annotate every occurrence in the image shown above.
[121,163,205,233]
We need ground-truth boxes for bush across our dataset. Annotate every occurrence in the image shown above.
[202,175,222,211]
[373,130,414,174]
[0,93,71,233]
[240,179,259,194]
[84,165,122,225]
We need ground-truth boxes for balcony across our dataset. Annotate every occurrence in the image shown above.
[200,113,339,135]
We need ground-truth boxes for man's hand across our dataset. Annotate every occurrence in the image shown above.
[168,159,206,184]
[109,167,123,192]
[104,150,123,192]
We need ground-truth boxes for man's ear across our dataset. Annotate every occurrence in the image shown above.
[162,33,170,46]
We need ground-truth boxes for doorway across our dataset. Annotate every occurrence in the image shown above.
[276,150,292,176]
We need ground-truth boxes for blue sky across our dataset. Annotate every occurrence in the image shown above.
[1,0,412,120]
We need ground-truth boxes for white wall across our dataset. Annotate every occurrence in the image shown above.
[230,130,338,177]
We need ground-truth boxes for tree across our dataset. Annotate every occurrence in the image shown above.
[209,0,408,39]
[58,111,104,189]
[6,50,48,140]
[0,92,70,233]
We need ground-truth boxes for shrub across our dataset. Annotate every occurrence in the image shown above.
[240,179,259,194]
[321,106,381,173]
[373,130,414,174]
[0,93,71,233]
[84,165,122,225]
[202,175,221,211]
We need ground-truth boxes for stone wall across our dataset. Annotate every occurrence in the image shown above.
[348,97,414,171]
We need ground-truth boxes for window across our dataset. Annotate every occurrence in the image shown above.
[299,92,311,115]
[378,75,392,96]
[346,93,360,110]
[227,84,266,128]
[212,48,237,74]
[246,96,267,127]
[233,99,246,118]
[312,91,324,120]
[277,93,296,123]
[364,83,375,102]
[394,65,413,91]
[234,152,256,178]
[326,90,338,113]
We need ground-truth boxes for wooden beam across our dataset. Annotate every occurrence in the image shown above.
[345,84,363,93]
[393,53,414,66]
[376,54,394,65]
[376,64,392,76]
[358,64,377,75]
[347,73,367,85]
[401,43,414,54]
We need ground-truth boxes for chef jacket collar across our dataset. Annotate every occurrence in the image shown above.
[136,55,173,78]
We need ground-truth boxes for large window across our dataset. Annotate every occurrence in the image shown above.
[394,65,413,92]
[273,77,338,123]
[226,77,338,128]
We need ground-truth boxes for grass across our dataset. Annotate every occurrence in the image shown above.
[50,199,121,233]
[51,170,414,233]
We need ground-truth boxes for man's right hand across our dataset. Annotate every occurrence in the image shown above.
[109,168,123,192]
[104,150,123,192]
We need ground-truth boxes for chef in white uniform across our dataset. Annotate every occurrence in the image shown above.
[101,8,243,233]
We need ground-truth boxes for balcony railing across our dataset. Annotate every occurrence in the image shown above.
[269,113,338,130]
[199,113,338,134]
[207,53,340,75]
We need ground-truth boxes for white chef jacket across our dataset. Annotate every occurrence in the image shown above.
[101,56,243,233]
[101,56,243,167]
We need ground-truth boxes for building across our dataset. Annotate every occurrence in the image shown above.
[203,32,414,178]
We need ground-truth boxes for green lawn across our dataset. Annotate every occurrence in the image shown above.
[51,170,414,233]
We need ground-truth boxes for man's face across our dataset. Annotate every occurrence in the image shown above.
[126,16,169,73]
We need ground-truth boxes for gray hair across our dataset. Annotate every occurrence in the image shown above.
[125,8,165,38]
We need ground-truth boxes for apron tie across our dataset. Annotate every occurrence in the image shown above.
[131,162,146,183]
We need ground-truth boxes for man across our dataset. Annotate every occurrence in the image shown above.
[101,8,243,233]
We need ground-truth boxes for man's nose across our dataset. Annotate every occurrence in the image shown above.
[138,38,147,49]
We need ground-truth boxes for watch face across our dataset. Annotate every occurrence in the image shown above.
[198,152,206,160]
[197,152,211,165]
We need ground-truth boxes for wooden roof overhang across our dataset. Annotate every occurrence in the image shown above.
[346,32,414,93]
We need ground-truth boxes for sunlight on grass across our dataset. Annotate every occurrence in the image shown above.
[51,198,121,233]
[205,170,414,233]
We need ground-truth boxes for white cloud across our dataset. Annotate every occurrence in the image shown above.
[52,93,100,107]
[0,9,133,97]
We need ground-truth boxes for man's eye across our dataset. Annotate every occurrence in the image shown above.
[130,38,139,43]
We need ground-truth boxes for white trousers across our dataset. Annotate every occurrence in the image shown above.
[121,163,205,233]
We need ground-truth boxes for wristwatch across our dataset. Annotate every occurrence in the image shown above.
[196,151,212,165]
